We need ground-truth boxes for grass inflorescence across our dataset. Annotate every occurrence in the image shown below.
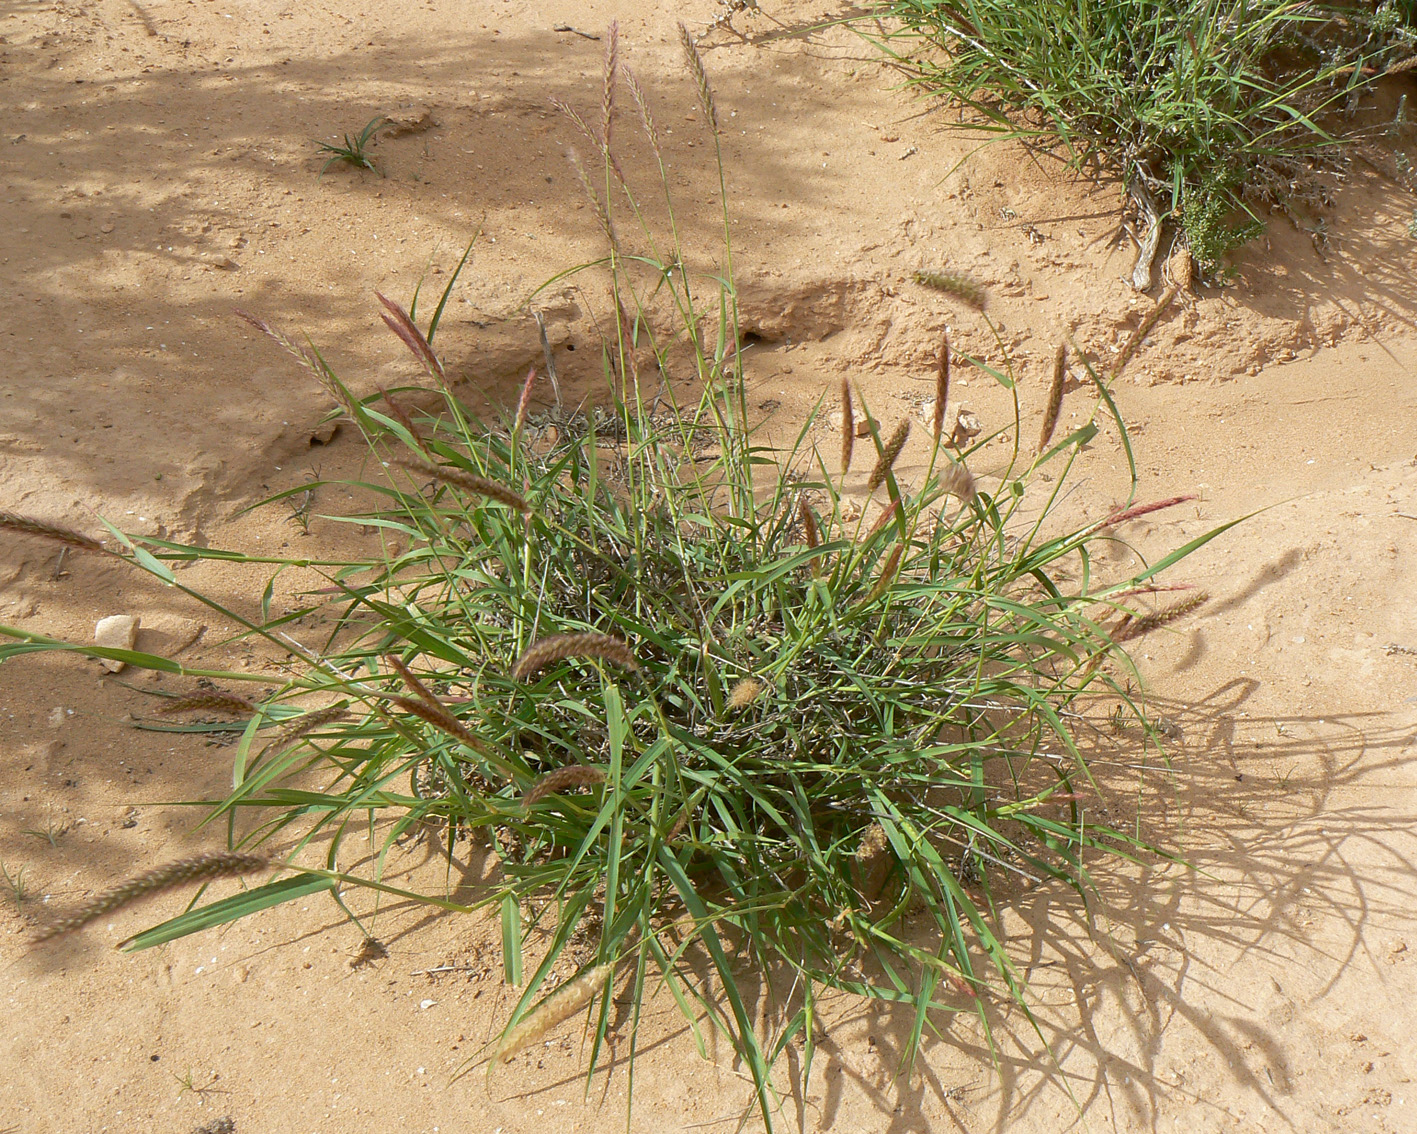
[0,29,1239,1131]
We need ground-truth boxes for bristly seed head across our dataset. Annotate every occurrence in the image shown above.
[496,963,616,1063]
[933,334,950,440]
[940,461,976,504]
[726,677,766,711]
[159,692,255,716]
[32,852,269,944]
[1114,591,1209,642]
[867,419,910,494]
[266,703,350,750]
[523,765,608,808]
[512,633,640,682]
[0,512,106,554]
[840,377,855,476]
[1038,343,1067,454]
[375,291,446,387]
[677,22,719,133]
[392,456,531,514]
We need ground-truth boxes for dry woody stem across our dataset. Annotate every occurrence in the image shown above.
[33,852,269,943]
[512,633,640,682]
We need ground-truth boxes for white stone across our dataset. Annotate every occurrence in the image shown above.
[94,614,140,672]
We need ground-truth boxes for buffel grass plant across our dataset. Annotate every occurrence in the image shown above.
[879,0,1417,275]
[0,26,1237,1129]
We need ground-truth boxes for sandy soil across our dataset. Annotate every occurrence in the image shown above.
[3,1,1417,1131]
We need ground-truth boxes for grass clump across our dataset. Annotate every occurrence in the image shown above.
[880,0,1417,276]
[0,27,1236,1128]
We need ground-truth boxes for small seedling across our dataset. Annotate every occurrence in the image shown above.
[315,117,388,177]
[21,820,69,847]
[1,861,29,911]
[172,1068,226,1098]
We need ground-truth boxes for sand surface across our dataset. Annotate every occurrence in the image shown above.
[3,2,1417,1131]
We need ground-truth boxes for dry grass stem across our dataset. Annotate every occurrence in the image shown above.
[1114,592,1209,642]
[393,457,530,514]
[677,22,719,133]
[497,963,616,1063]
[159,692,256,716]
[33,852,268,943]
[523,765,609,808]
[1112,286,1177,377]
[1038,343,1067,453]
[867,419,910,493]
[0,512,106,554]
[933,335,950,440]
[512,633,640,682]
[912,270,987,309]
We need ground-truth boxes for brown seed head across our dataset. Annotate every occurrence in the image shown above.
[33,852,268,944]
[159,692,256,716]
[376,291,446,387]
[512,632,639,682]
[513,367,537,435]
[0,512,106,554]
[392,456,530,514]
[1114,591,1209,643]
[523,765,608,808]
[940,461,976,504]
[267,704,350,750]
[601,21,619,152]
[1038,343,1067,454]
[867,419,910,494]
[933,335,950,441]
[677,23,719,133]
[840,377,855,476]
[864,543,904,604]
[1097,494,1197,529]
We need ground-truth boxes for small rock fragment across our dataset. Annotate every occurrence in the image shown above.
[94,614,140,672]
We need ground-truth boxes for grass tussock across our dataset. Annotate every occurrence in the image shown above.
[0,28,1241,1131]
